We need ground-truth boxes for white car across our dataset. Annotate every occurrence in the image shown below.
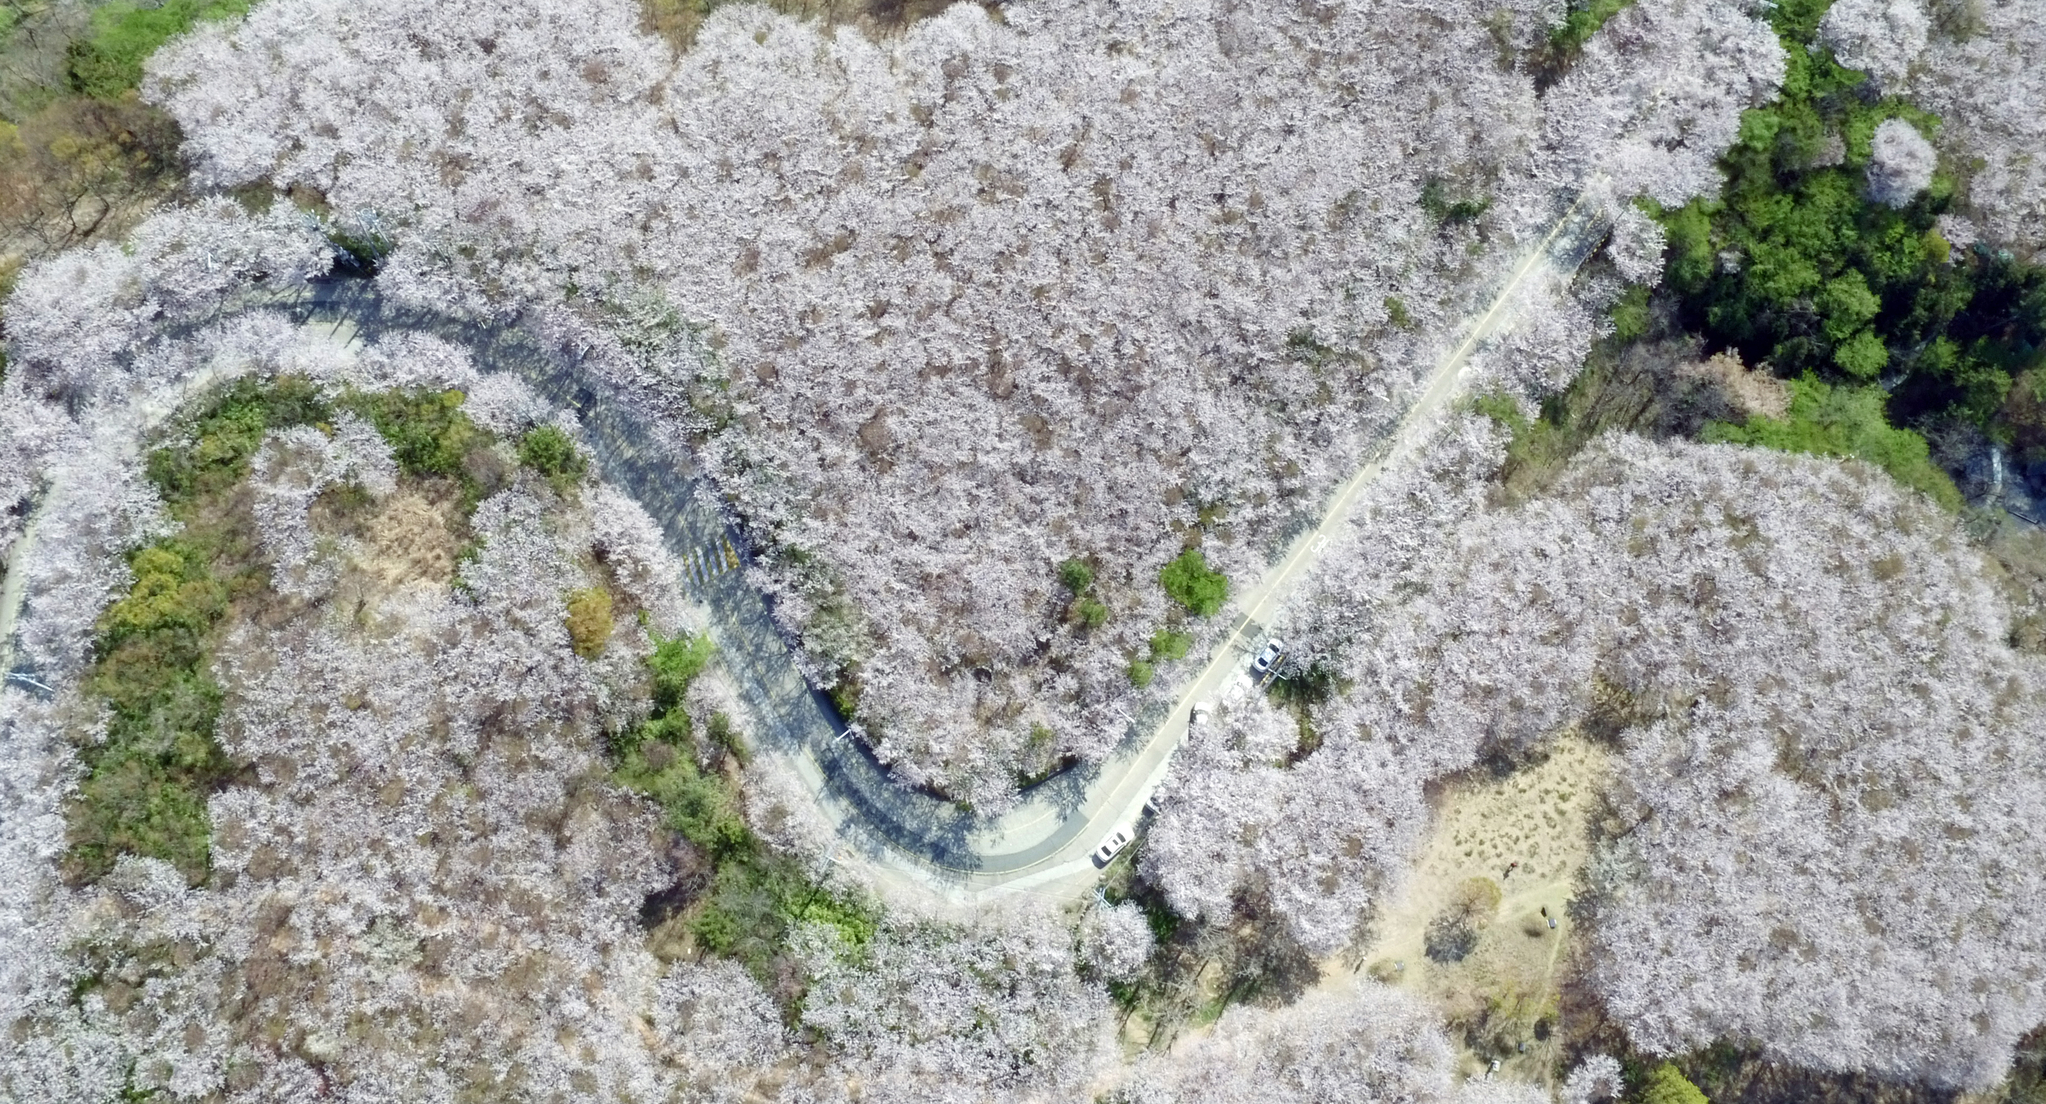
[1251,639,1285,677]
[1091,825,1135,867]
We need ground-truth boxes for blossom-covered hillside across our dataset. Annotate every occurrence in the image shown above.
[141,0,1783,804]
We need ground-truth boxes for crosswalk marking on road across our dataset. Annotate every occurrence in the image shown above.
[681,537,742,592]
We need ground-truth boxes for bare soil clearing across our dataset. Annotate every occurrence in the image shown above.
[1355,733,1612,1090]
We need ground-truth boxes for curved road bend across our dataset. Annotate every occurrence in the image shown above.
[1,192,1606,906]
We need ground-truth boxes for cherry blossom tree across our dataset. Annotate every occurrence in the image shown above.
[1819,0,1930,87]
[1121,980,1546,1104]
[1866,117,1938,208]
[1913,0,2046,258]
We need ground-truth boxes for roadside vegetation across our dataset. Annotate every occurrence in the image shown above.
[613,631,877,1002]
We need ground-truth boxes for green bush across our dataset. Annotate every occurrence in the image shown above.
[1149,630,1192,662]
[518,424,586,487]
[564,586,614,659]
[1077,597,1109,629]
[647,631,714,713]
[1420,178,1489,225]
[1058,558,1096,594]
[1705,376,1962,510]
[146,377,330,507]
[1383,296,1414,330]
[610,631,874,986]
[67,0,254,100]
[1159,549,1228,617]
[342,388,486,483]
[1547,0,1636,60]
[1639,1063,1709,1104]
[1128,659,1156,688]
[1610,284,1651,342]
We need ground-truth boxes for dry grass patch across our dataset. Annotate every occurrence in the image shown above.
[1355,733,1612,1092]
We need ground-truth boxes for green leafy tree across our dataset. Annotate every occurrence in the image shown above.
[1639,1063,1709,1104]
[518,424,586,487]
[1160,549,1228,617]
[1058,558,1095,593]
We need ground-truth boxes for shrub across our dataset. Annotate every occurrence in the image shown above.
[1704,376,1962,510]
[1383,296,1414,330]
[341,387,496,507]
[1419,177,1490,225]
[1640,1064,1709,1104]
[1128,660,1156,688]
[1149,630,1193,662]
[1058,558,1096,594]
[610,635,874,985]
[518,424,587,488]
[648,631,714,713]
[1160,549,1228,617]
[1077,597,1109,629]
[564,586,614,658]
[67,0,254,99]
[1547,0,1637,61]
[1610,284,1652,342]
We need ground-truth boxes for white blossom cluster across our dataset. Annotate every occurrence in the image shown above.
[1865,117,1938,209]
[246,416,397,598]
[1913,0,2046,258]
[1121,981,1546,1104]
[791,911,1117,1104]
[1819,0,1929,87]
[1149,421,2046,1088]
[142,0,1783,805]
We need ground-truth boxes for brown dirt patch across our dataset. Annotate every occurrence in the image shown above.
[1351,733,1613,1091]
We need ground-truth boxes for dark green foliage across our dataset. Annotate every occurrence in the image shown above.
[611,633,875,985]
[71,379,333,885]
[1610,284,1653,342]
[1159,549,1228,617]
[342,388,480,480]
[1651,2,2046,471]
[1705,375,1963,510]
[1128,659,1156,689]
[1469,388,1587,502]
[518,424,586,489]
[327,227,392,276]
[647,631,714,714]
[1076,597,1109,629]
[66,0,253,100]
[1057,557,1095,594]
[1383,296,1414,330]
[145,377,330,506]
[1420,178,1490,225]
[1546,0,1635,62]
[73,543,233,883]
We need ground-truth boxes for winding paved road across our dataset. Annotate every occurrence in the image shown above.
[1,191,1607,907]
